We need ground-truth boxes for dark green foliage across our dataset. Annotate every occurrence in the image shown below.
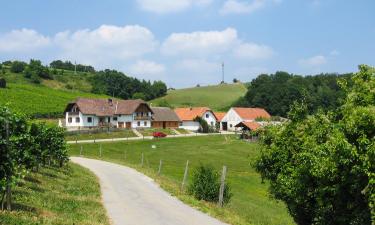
[0,78,5,88]
[132,92,146,100]
[238,71,352,117]
[233,78,239,83]
[188,165,231,204]
[28,59,52,80]
[10,61,26,73]
[193,116,209,133]
[50,60,95,73]
[89,69,167,101]
[255,65,374,225]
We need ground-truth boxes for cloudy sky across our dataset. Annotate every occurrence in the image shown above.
[0,0,374,88]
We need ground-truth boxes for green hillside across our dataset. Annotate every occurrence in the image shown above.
[0,83,108,118]
[151,83,247,111]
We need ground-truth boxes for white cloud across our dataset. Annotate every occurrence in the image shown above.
[175,59,218,73]
[219,0,266,15]
[299,55,327,67]
[330,50,340,56]
[161,28,238,57]
[136,0,212,13]
[130,60,165,75]
[0,29,50,52]
[233,42,274,60]
[54,25,158,67]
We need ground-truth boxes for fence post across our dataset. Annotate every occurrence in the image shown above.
[181,160,189,190]
[141,153,144,167]
[218,165,227,207]
[80,145,83,156]
[158,159,162,176]
[75,136,78,144]
[99,144,102,158]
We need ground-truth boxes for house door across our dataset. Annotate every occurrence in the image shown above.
[118,122,124,128]
[222,122,228,131]
[163,122,166,129]
[126,122,131,129]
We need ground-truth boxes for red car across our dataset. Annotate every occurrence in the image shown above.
[153,131,167,138]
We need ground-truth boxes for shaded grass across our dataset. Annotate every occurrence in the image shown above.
[65,129,137,141]
[174,128,191,134]
[0,163,109,225]
[69,135,294,225]
[151,83,247,111]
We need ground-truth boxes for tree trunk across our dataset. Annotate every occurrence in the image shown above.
[6,180,11,211]
[1,190,5,210]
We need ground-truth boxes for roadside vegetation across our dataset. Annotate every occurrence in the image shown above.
[151,83,247,111]
[0,163,109,225]
[256,65,374,224]
[69,135,295,225]
[137,128,177,136]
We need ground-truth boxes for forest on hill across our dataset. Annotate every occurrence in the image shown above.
[0,59,167,101]
[234,71,353,117]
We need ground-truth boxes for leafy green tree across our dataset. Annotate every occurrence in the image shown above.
[193,116,209,133]
[255,65,374,225]
[10,61,26,73]
[132,92,146,100]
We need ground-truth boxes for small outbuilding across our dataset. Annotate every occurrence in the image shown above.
[151,107,181,128]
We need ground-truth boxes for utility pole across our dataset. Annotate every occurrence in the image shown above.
[221,62,225,84]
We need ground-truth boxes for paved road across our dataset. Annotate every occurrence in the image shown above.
[71,157,227,225]
[67,131,235,144]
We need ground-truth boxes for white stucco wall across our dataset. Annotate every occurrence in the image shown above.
[202,111,217,127]
[180,121,200,131]
[221,108,243,131]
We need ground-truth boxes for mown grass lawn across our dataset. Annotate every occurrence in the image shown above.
[0,163,109,225]
[69,135,294,225]
[65,129,137,141]
[151,83,247,111]
[138,128,177,136]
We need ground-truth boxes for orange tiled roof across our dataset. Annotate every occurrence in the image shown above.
[213,112,226,122]
[174,107,211,121]
[235,121,261,130]
[233,107,271,120]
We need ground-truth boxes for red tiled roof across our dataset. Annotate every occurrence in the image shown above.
[235,121,261,130]
[233,107,271,120]
[65,98,151,116]
[213,112,226,122]
[174,107,211,121]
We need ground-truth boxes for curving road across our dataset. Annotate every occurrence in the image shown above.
[71,157,227,225]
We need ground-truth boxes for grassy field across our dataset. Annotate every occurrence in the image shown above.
[0,83,108,117]
[0,163,109,225]
[69,135,294,225]
[65,129,137,141]
[151,83,247,111]
[174,128,191,134]
[138,128,177,136]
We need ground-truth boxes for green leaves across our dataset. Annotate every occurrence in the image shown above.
[255,65,375,225]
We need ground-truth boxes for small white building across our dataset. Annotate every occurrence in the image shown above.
[220,107,271,131]
[174,107,217,131]
[64,98,153,130]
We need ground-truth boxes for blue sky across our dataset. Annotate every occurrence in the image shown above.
[0,0,374,88]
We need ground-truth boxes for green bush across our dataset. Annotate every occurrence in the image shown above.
[0,78,6,88]
[10,61,26,73]
[193,116,209,133]
[188,165,232,204]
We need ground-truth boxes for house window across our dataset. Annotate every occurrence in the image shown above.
[206,113,209,118]
[87,117,92,123]
[137,121,140,126]
[230,124,233,128]
[76,117,80,123]
[68,117,72,123]
[144,121,147,126]
[113,117,118,121]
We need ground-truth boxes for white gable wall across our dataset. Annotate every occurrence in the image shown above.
[180,121,200,131]
[202,111,217,127]
[221,108,243,131]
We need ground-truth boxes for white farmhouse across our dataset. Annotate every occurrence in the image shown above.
[174,107,217,131]
[220,107,271,131]
[64,98,153,130]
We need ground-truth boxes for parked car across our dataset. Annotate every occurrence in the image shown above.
[153,131,167,138]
